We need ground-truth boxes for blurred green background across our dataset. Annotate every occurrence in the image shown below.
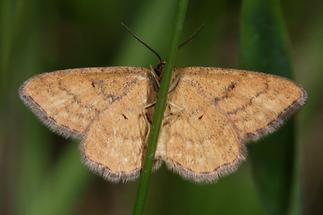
[1,0,322,214]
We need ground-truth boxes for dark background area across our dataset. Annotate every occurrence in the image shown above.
[1,0,322,214]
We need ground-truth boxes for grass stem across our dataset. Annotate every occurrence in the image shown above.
[132,0,188,214]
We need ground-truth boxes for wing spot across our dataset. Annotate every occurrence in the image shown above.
[228,81,236,90]
[121,113,128,120]
[213,81,239,105]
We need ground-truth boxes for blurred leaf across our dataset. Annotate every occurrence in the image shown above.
[149,165,263,215]
[25,142,90,215]
[296,14,323,125]
[294,8,323,215]
[240,0,297,215]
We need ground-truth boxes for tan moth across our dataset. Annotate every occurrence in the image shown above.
[19,64,307,183]
[19,23,307,183]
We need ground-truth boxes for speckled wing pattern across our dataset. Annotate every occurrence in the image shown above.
[156,76,244,182]
[174,67,307,141]
[154,67,307,182]
[81,74,152,182]
[19,66,307,183]
[19,67,152,182]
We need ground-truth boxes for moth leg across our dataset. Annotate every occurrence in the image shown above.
[163,102,184,126]
[168,101,184,112]
[145,71,183,126]
[168,72,182,93]
[145,101,156,109]
[148,65,181,94]
[148,65,160,90]
[141,110,152,140]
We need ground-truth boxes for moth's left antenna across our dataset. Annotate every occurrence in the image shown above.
[121,22,163,63]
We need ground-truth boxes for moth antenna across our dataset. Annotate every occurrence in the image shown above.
[121,22,163,63]
[178,24,205,49]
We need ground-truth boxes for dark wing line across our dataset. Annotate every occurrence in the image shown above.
[19,67,150,139]
[177,66,307,142]
[243,89,307,142]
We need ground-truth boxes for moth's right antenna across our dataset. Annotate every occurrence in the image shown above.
[178,24,205,49]
[121,22,163,63]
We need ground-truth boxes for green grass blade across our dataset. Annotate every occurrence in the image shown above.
[240,0,297,214]
[132,0,188,214]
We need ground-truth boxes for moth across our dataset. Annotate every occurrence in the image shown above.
[19,63,307,183]
[19,23,307,182]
